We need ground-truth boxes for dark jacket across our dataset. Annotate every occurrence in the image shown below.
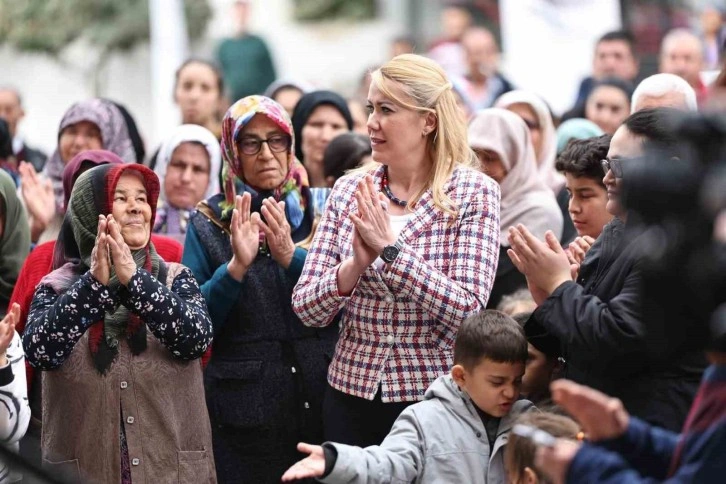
[183,196,337,483]
[531,218,706,431]
[16,143,47,173]
[566,364,726,483]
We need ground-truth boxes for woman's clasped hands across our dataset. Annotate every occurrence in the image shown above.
[90,214,139,286]
[349,175,396,269]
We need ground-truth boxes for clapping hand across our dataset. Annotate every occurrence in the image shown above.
[19,162,55,240]
[90,215,111,286]
[565,235,595,267]
[349,176,396,255]
[106,215,138,286]
[259,197,295,269]
[507,225,576,297]
[281,443,326,482]
[227,193,261,281]
[0,303,21,367]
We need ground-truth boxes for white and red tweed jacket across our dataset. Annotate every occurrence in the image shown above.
[292,165,500,402]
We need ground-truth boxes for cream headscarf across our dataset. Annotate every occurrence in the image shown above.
[494,90,565,193]
[468,108,563,246]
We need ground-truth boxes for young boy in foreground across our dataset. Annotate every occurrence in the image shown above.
[282,310,533,483]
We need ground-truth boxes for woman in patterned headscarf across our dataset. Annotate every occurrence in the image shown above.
[23,98,136,244]
[24,163,215,483]
[182,95,337,483]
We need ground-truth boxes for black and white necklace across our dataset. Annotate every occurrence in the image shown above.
[381,165,408,207]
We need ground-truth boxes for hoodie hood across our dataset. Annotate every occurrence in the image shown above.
[425,374,534,442]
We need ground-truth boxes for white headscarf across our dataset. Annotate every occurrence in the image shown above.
[155,124,222,203]
[469,108,563,246]
[494,90,565,193]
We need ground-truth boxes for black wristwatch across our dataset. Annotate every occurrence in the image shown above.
[381,241,403,264]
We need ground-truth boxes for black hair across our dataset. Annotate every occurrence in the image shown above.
[589,77,635,106]
[174,58,225,98]
[454,310,528,368]
[597,30,637,58]
[323,133,371,182]
[623,107,681,152]
[555,134,612,186]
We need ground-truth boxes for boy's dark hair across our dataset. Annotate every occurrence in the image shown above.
[555,134,612,186]
[454,310,528,368]
[505,412,580,481]
[597,30,637,57]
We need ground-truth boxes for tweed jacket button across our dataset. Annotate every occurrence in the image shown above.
[386,335,395,345]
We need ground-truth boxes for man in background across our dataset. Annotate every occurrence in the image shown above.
[573,31,640,108]
[0,87,47,173]
[659,28,707,105]
[217,0,276,102]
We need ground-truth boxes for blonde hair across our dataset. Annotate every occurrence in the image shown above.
[369,54,476,216]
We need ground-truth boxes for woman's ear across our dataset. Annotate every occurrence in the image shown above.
[523,466,540,484]
[424,112,438,137]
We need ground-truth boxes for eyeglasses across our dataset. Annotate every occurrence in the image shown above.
[238,135,291,155]
[601,157,623,178]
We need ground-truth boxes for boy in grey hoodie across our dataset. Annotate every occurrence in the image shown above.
[282,310,533,484]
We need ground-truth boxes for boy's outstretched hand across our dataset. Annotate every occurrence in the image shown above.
[281,443,325,482]
[0,303,20,367]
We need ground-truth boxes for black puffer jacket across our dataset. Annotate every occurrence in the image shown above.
[531,218,706,431]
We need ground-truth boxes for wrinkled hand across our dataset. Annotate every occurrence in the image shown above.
[350,176,396,254]
[228,193,261,281]
[106,216,137,286]
[0,303,20,367]
[259,197,295,269]
[550,380,630,441]
[535,439,581,484]
[507,225,576,296]
[90,215,111,286]
[281,443,326,482]
[20,162,56,239]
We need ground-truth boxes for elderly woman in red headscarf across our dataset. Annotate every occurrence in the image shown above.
[23,163,215,483]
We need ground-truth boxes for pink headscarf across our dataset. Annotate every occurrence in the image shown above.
[468,108,563,246]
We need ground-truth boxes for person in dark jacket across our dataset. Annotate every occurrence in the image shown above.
[534,370,726,483]
[0,87,47,172]
[182,95,337,483]
[507,108,706,432]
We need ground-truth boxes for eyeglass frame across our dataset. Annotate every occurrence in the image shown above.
[237,134,291,156]
[601,157,623,178]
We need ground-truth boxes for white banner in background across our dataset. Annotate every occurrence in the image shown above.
[500,0,622,115]
[149,0,189,152]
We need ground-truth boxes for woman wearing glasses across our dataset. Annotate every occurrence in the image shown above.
[182,96,338,483]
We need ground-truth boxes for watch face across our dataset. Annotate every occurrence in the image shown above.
[382,245,400,262]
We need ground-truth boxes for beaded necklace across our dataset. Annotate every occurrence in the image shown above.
[381,165,408,207]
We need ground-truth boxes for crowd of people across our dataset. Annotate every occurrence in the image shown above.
[0,3,725,483]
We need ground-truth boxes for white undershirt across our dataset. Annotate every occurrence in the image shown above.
[374,213,415,271]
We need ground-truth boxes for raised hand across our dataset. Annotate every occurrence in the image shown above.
[550,379,630,441]
[507,225,575,296]
[259,197,295,269]
[566,235,596,267]
[106,215,138,286]
[227,193,261,281]
[349,175,396,254]
[90,215,111,286]
[281,443,326,482]
[19,161,56,240]
[0,303,21,367]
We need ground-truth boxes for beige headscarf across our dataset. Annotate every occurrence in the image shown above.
[494,90,566,193]
[468,108,563,246]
